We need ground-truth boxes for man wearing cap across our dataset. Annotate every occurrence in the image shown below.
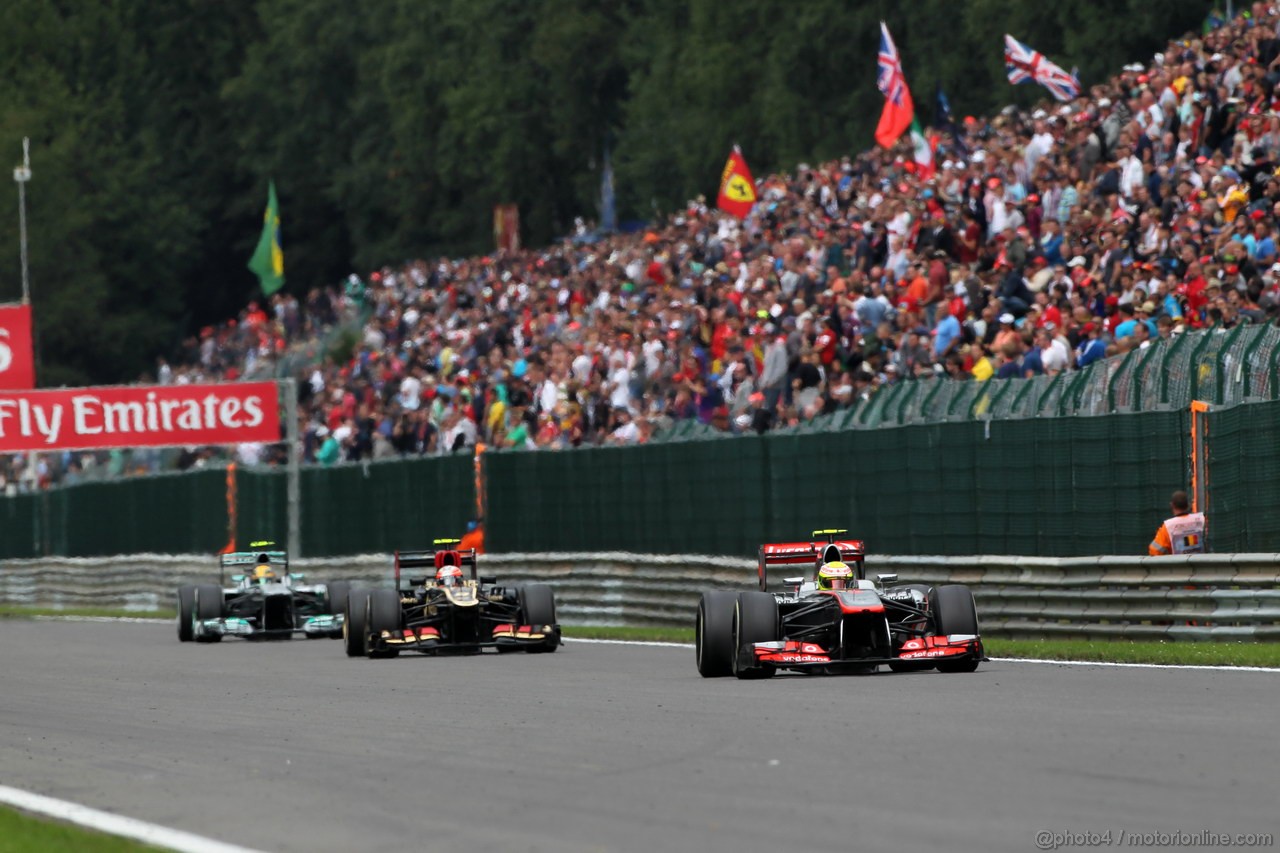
[1075,322,1107,368]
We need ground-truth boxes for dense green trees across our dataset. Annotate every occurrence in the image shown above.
[0,0,1211,383]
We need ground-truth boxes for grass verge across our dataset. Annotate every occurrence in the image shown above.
[4,612,1277,667]
[562,626,1280,667]
[0,605,173,621]
[0,805,160,853]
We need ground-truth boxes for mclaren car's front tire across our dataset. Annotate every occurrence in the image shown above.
[732,592,778,680]
[367,589,402,659]
[931,584,981,673]
[177,585,196,642]
[695,591,737,678]
[344,590,371,658]
[517,584,559,653]
[193,584,223,643]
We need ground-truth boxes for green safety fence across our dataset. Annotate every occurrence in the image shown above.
[1203,398,1280,553]
[486,408,1190,557]
[0,454,475,558]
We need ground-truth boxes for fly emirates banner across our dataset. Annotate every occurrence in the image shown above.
[0,382,280,452]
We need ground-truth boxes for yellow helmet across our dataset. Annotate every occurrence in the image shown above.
[253,564,276,582]
[817,561,854,591]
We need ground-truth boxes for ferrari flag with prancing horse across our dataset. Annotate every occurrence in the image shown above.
[716,146,757,219]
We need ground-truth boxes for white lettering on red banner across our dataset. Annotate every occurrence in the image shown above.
[0,382,279,451]
[0,304,36,390]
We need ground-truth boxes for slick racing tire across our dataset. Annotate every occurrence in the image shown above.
[517,584,559,653]
[367,589,402,659]
[177,585,196,642]
[695,591,737,678]
[325,581,352,616]
[344,590,371,658]
[193,584,224,644]
[931,584,981,673]
[731,591,778,680]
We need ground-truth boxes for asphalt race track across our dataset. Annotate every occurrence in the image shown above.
[1,621,1277,853]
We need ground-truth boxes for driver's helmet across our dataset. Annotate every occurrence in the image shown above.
[817,561,854,591]
[436,566,464,588]
[252,554,276,582]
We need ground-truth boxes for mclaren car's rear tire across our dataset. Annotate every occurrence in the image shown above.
[695,591,736,678]
[931,584,981,673]
[732,591,778,680]
[367,589,402,659]
[193,584,223,644]
[177,585,196,642]
[518,584,559,653]
[344,590,371,658]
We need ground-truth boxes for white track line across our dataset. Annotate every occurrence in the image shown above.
[988,656,1280,673]
[564,638,1280,672]
[0,785,267,853]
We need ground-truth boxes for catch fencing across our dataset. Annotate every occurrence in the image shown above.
[3,552,1277,641]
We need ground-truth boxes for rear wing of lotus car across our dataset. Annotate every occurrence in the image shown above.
[219,549,289,584]
[395,538,479,589]
[757,529,865,591]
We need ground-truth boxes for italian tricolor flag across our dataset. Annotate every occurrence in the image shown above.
[910,118,935,179]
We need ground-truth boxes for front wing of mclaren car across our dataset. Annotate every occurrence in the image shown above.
[738,587,985,673]
[744,634,984,671]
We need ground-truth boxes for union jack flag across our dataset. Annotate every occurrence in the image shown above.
[1004,34,1080,103]
[878,22,908,107]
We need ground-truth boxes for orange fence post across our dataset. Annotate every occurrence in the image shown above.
[473,443,486,519]
[221,462,237,554]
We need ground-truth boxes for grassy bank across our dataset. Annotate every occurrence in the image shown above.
[4,610,1276,667]
[560,626,1280,668]
[0,805,159,853]
[0,605,173,621]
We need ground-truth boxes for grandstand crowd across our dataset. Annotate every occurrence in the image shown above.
[4,4,1279,487]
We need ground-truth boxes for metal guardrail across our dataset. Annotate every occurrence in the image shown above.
[2,553,1278,640]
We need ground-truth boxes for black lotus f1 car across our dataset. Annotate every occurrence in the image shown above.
[696,529,985,678]
[343,539,561,658]
[177,544,353,642]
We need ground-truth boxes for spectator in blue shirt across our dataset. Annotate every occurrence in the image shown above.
[1113,304,1139,338]
[1076,323,1108,367]
[933,305,962,358]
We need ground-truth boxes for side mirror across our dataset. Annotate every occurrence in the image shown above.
[877,573,899,586]
[231,574,245,583]
[290,573,306,582]
[480,576,497,585]
[783,576,804,587]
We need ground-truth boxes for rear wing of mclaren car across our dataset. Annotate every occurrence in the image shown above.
[757,529,865,591]
[395,538,479,589]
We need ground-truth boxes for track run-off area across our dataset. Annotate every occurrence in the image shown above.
[1,620,1277,853]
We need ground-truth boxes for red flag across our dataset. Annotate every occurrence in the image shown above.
[716,146,757,219]
[875,22,915,148]
[0,303,35,390]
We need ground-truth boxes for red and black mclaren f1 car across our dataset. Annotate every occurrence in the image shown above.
[696,530,984,678]
[343,539,561,658]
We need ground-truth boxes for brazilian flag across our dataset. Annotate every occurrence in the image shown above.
[247,180,284,295]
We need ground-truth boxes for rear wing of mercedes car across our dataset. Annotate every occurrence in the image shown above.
[395,538,479,589]
[757,529,865,591]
